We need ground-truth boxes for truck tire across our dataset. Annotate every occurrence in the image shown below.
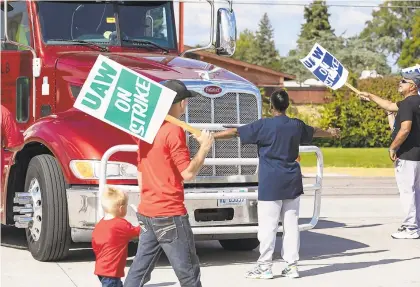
[24,155,71,261]
[219,238,260,251]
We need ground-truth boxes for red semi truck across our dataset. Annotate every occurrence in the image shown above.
[1,0,323,262]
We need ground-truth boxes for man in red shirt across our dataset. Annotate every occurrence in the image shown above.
[1,105,24,189]
[124,80,213,287]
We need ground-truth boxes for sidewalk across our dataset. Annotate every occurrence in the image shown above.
[302,167,395,177]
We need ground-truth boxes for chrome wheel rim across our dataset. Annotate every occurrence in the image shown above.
[28,178,42,242]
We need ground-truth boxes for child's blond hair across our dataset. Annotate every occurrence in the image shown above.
[101,186,128,216]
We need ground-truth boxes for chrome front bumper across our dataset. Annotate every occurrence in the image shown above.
[67,145,323,243]
[67,185,265,242]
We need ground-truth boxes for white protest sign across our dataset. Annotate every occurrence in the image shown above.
[402,64,420,75]
[73,54,176,144]
[402,64,420,95]
[300,43,349,90]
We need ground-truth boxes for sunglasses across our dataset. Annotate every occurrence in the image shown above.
[400,79,413,84]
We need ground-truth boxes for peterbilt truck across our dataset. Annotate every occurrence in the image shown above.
[1,0,323,262]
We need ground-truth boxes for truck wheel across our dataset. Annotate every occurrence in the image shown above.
[219,238,260,251]
[24,155,71,261]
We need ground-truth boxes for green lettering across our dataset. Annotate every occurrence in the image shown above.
[81,92,102,110]
[94,61,117,85]
[90,82,110,99]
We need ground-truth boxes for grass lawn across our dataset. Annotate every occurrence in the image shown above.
[299,148,393,168]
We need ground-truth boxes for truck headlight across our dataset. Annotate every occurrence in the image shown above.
[69,160,138,180]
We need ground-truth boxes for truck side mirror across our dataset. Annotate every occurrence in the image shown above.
[215,8,237,57]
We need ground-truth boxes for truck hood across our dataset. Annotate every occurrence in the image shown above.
[55,51,250,85]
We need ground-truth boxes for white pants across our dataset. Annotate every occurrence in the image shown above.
[257,197,300,268]
[394,159,420,229]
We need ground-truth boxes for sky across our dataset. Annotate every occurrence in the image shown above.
[172,0,398,71]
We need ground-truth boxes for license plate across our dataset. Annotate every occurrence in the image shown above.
[217,188,248,207]
[217,198,246,207]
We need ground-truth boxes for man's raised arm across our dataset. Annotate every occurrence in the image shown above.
[181,130,214,181]
[359,92,399,112]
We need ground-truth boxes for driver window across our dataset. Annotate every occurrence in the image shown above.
[72,4,115,41]
[144,7,167,40]
[5,1,31,50]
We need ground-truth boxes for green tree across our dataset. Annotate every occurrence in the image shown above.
[284,1,338,81]
[232,29,258,63]
[335,36,391,76]
[398,11,420,67]
[360,1,420,64]
[250,13,281,69]
[299,0,334,41]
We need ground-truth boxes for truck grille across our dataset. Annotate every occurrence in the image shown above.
[182,92,259,176]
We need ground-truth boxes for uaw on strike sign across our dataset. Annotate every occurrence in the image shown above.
[73,55,176,144]
[402,64,420,75]
[300,43,349,90]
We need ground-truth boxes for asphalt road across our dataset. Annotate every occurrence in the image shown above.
[3,176,418,287]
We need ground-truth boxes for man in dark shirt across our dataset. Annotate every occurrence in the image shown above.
[360,71,420,240]
[214,90,339,279]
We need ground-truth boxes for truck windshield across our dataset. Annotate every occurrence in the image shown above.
[36,1,176,50]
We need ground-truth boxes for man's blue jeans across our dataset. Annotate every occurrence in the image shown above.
[123,213,202,287]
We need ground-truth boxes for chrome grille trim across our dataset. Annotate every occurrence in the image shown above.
[236,92,242,175]
[181,81,262,178]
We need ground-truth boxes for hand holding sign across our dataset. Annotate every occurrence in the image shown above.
[73,55,201,143]
[300,43,362,97]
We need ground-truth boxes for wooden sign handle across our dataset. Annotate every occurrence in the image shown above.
[344,82,371,101]
[344,82,361,94]
[165,115,201,137]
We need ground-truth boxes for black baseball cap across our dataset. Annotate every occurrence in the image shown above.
[401,70,420,89]
[162,80,199,104]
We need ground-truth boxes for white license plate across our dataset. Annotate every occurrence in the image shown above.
[217,198,246,207]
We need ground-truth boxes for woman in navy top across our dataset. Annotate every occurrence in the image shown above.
[214,89,340,279]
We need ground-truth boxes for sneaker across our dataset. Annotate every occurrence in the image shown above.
[391,226,420,239]
[281,264,299,278]
[245,265,273,279]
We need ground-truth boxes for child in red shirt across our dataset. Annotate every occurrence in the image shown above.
[92,186,140,287]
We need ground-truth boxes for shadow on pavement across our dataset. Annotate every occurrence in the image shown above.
[299,257,420,277]
[1,225,27,249]
[124,219,380,268]
[1,219,385,268]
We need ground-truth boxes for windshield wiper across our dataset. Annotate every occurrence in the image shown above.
[122,39,169,54]
[48,39,109,52]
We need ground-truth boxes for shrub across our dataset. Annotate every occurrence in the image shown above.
[316,76,402,147]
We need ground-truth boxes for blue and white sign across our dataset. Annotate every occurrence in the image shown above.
[300,43,349,90]
[402,64,420,76]
[402,65,420,95]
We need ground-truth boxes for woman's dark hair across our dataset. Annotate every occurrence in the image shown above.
[270,89,289,112]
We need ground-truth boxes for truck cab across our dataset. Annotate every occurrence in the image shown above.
[1,0,323,262]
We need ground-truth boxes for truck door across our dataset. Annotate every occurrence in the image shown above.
[1,1,33,217]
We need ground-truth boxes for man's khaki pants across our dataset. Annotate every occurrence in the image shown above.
[256,197,300,269]
[395,159,420,229]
